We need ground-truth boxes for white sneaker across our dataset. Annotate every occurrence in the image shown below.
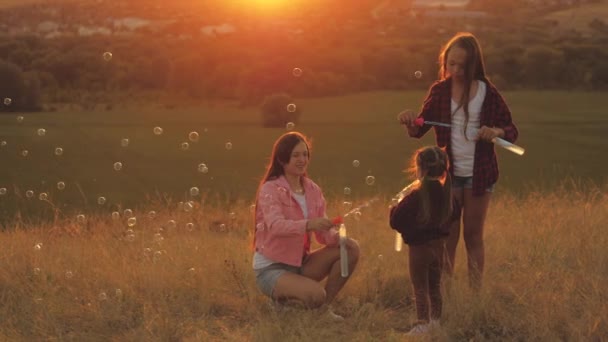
[406,323,430,335]
[325,307,345,321]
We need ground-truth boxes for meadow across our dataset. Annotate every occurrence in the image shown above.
[0,90,607,340]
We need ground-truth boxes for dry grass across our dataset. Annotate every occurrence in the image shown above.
[0,184,606,341]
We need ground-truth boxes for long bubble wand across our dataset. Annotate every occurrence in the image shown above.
[331,198,379,278]
[390,180,421,252]
[413,118,525,155]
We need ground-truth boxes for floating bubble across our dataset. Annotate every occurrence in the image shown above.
[189,187,199,196]
[186,222,194,231]
[229,212,236,220]
[124,209,133,217]
[286,122,295,131]
[188,267,196,273]
[219,223,226,231]
[167,220,176,229]
[249,204,256,213]
[125,233,135,242]
[352,160,360,168]
[98,292,107,301]
[120,138,129,147]
[378,254,384,259]
[26,190,34,198]
[153,126,163,135]
[127,217,137,227]
[113,162,123,171]
[143,247,152,257]
[65,270,73,279]
[33,267,41,275]
[414,70,423,79]
[225,141,233,150]
[57,181,65,190]
[3,98,11,106]
[103,51,112,61]
[148,210,156,219]
[354,210,362,221]
[197,163,209,173]
[365,175,376,186]
[343,201,352,210]
[153,250,162,262]
[16,115,24,123]
[21,150,28,157]
[77,214,86,224]
[38,193,48,201]
[292,67,303,77]
[286,103,297,113]
[0,188,6,195]
[54,147,63,156]
[97,196,106,205]
[0,141,6,146]
[188,132,199,142]
[343,187,351,195]
[153,233,163,243]
[184,201,194,212]
[111,211,120,220]
[115,289,122,297]
[34,242,42,251]
[125,229,134,236]
[37,128,46,136]
[180,142,190,151]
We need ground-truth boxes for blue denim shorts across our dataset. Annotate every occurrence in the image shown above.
[452,176,494,193]
[254,263,301,298]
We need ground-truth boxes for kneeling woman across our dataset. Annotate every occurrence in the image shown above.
[253,132,360,317]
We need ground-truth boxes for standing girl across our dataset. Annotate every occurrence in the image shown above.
[398,32,518,289]
[390,146,459,335]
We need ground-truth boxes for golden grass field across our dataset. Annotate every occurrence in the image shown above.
[0,182,606,341]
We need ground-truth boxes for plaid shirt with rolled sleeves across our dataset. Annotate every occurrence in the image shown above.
[412,77,519,196]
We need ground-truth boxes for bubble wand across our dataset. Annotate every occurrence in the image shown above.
[390,180,421,252]
[331,198,379,278]
[413,118,525,155]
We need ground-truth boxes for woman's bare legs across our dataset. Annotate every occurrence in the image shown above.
[445,187,464,275]
[462,189,491,290]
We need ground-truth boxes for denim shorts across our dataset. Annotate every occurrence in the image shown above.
[254,263,301,298]
[452,176,494,193]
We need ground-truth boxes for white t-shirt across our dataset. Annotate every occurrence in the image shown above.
[252,192,308,269]
[451,81,486,177]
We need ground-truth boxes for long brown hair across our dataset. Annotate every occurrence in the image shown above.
[439,32,490,138]
[410,146,452,226]
[252,132,311,247]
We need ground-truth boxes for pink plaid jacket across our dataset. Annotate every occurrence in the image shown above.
[254,175,339,267]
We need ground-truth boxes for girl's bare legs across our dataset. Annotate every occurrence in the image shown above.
[462,189,491,290]
[445,187,464,275]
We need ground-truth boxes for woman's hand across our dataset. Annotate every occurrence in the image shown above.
[478,126,504,142]
[306,218,334,231]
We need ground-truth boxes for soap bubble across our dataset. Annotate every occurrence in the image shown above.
[186,222,194,231]
[3,98,11,106]
[189,187,199,196]
[188,132,199,142]
[97,196,106,205]
[54,147,63,156]
[352,160,360,168]
[26,190,34,198]
[286,103,297,113]
[365,175,376,186]
[180,142,190,151]
[16,115,24,122]
[103,51,113,61]
[148,210,156,219]
[124,209,133,217]
[127,217,137,227]
[65,270,73,279]
[153,127,163,135]
[292,68,303,77]
[343,187,351,195]
[113,162,122,171]
[98,292,107,301]
[0,141,6,146]
[197,163,209,173]
[37,128,46,136]
[286,122,295,131]
[57,181,65,190]
[76,214,86,224]
[111,211,120,220]
[0,188,6,195]
[120,138,129,147]
[225,141,233,150]
[21,150,28,157]
[34,242,43,251]
[38,193,48,201]
[414,70,423,79]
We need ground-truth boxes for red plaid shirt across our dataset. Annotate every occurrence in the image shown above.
[412,78,519,196]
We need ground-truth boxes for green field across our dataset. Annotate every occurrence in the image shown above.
[0,90,606,220]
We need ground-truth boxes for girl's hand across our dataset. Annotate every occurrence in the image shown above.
[306,218,334,231]
[478,126,504,142]
[397,110,420,135]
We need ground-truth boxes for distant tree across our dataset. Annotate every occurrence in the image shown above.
[260,93,301,127]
